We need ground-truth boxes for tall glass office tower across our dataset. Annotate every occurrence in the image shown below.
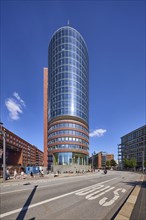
[47,26,89,169]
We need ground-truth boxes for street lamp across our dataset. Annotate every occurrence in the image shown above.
[142,149,145,174]
[92,152,96,171]
[92,153,93,170]
[0,122,6,181]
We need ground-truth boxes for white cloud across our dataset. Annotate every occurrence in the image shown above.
[13,92,26,107]
[5,92,26,120]
[89,129,107,137]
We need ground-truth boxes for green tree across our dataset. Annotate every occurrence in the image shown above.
[129,158,137,168]
[124,158,130,168]
[106,160,110,167]
[110,159,117,167]
[124,158,137,169]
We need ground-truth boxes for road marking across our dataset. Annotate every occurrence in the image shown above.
[0,181,65,195]
[0,184,54,195]
[0,188,33,195]
[99,188,126,206]
[86,186,115,200]
[0,177,117,218]
[75,183,126,205]
[75,185,104,196]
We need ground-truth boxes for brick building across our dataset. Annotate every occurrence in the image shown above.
[0,127,44,168]
[89,151,114,169]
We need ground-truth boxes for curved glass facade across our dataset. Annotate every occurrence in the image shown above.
[48,26,89,123]
[48,122,88,133]
[48,26,89,167]
[54,152,88,165]
[48,145,88,152]
[48,130,88,140]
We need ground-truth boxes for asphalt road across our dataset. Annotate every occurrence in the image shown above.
[0,171,141,220]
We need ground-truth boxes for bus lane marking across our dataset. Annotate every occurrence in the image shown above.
[0,177,118,218]
[75,185,104,196]
[75,184,126,206]
[99,188,126,206]
[86,186,115,200]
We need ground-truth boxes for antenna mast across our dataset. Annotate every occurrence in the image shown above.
[68,20,70,26]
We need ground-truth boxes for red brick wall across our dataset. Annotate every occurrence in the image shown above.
[44,68,48,167]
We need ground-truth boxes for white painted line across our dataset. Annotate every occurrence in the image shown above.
[0,176,117,195]
[0,184,53,195]
[75,185,104,196]
[86,187,115,200]
[85,186,111,199]
[0,188,32,195]
[99,188,126,206]
[0,177,117,218]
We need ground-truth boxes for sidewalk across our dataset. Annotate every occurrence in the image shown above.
[130,174,146,220]
[115,174,145,220]
[0,172,89,186]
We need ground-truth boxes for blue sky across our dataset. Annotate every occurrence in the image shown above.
[1,0,145,160]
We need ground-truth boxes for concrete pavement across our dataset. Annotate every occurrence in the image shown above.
[114,174,145,220]
[130,174,146,220]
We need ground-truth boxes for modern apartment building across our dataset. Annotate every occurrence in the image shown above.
[44,25,89,171]
[118,125,146,169]
[0,127,44,168]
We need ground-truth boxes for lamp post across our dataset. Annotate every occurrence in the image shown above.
[92,152,96,171]
[92,153,93,170]
[142,150,145,174]
[0,122,6,181]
